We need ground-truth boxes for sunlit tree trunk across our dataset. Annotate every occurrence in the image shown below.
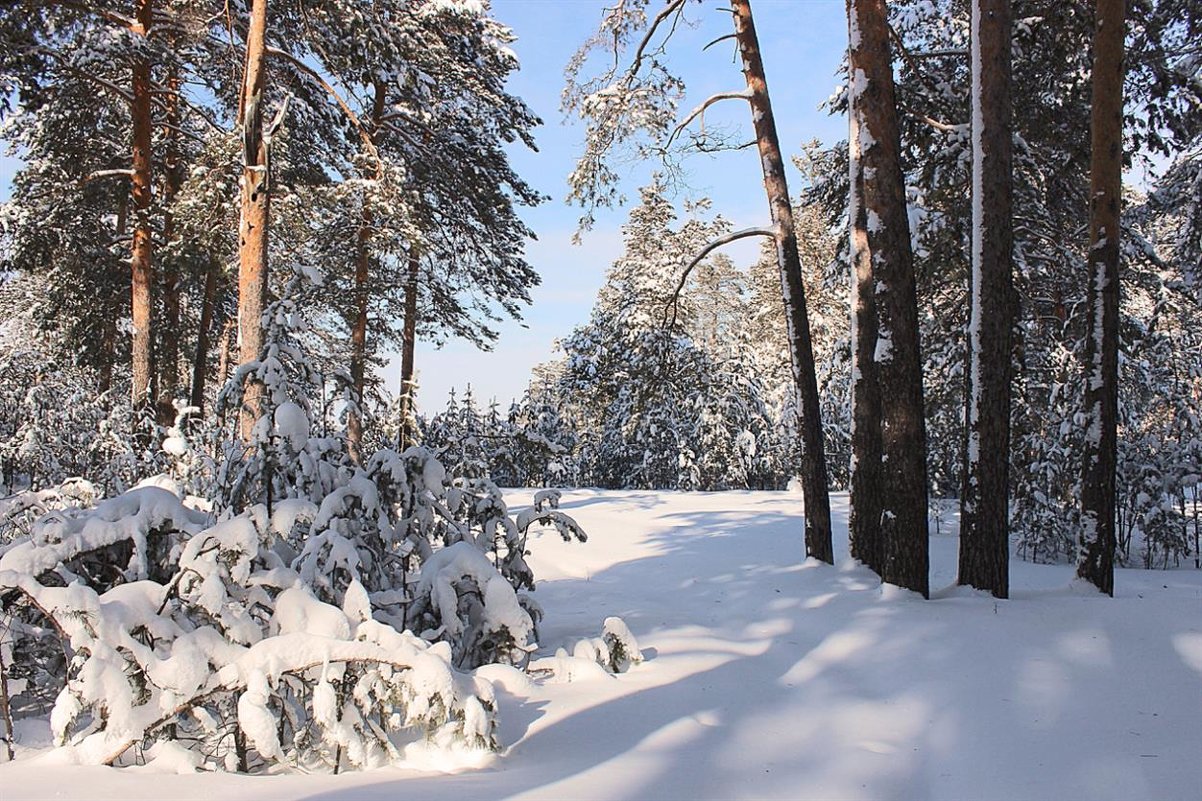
[732,0,833,564]
[237,0,270,440]
[130,0,155,410]
[848,58,884,576]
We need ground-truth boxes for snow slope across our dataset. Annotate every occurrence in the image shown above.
[4,490,1200,800]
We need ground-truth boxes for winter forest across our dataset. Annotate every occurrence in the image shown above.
[0,0,1199,798]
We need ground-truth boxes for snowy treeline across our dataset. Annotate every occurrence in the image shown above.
[419,179,850,494]
[541,0,1202,585]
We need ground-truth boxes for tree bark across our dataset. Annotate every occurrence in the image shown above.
[847,0,929,597]
[1078,0,1126,597]
[189,254,220,413]
[848,51,884,576]
[216,317,237,400]
[129,0,155,410]
[731,0,833,564]
[347,83,386,464]
[347,206,372,463]
[397,252,420,449]
[959,0,1014,598]
[157,66,184,426]
[237,0,270,440]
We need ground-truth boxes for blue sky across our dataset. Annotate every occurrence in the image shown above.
[407,0,851,411]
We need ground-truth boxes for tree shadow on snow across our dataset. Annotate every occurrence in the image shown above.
[297,496,1202,801]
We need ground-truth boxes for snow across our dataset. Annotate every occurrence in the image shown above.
[4,489,1201,800]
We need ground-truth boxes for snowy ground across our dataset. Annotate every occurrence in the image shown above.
[4,490,1201,801]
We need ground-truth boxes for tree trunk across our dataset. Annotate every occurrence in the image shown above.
[398,252,420,449]
[157,66,184,426]
[847,0,929,597]
[347,83,386,464]
[1078,0,1126,597]
[129,0,155,410]
[959,0,1014,598]
[348,206,372,463]
[237,0,271,440]
[848,48,884,577]
[731,0,833,564]
[216,317,237,400]
[189,255,220,413]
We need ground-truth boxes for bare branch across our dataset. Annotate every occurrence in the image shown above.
[913,113,965,133]
[629,0,689,75]
[666,89,752,147]
[663,226,775,329]
[702,32,738,52]
[910,48,968,59]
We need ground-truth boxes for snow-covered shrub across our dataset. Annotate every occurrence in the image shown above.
[0,478,100,545]
[540,616,645,683]
[0,442,586,770]
[569,617,644,675]
[0,493,500,771]
[0,267,589,773]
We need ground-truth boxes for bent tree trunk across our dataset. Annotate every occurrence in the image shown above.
[1078,0,1126,596]
[732,0,833,564]
[237,0,271,440]
[960,0,1014,598]
[847,0,929,597]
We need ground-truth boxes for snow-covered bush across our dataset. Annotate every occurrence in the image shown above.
[0,489,501,771]
[0,444,586,771]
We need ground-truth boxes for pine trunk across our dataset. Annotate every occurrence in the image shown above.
[129,0,155,410]
[1078,0,1125,597]
[237,0,271,440]
[847,0,929,597]
[347,84,386,464]
[348,207,372,463]
[216,317,236,399]
[398,252,420,449]
[960,0,1014,598]
[732,0,833,564]
[158,67,184,425]
[848,52,884,576]
[189,255,220,413]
